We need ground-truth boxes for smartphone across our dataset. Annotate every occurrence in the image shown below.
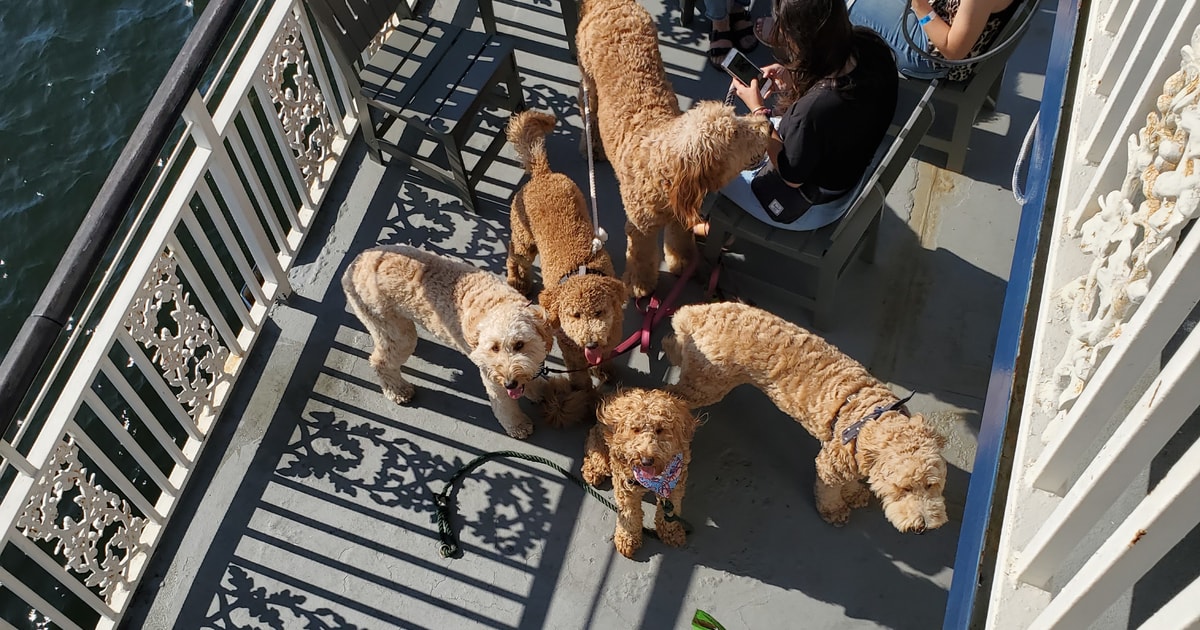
[721,49,773,97]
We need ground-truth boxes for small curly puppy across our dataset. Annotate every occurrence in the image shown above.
[581,388,697,558]
[342,245,554,438]
[663,302,948,533]
[505,110,627,398]
[576,0,772,298]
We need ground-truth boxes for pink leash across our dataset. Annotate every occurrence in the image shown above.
[606,255,705,359]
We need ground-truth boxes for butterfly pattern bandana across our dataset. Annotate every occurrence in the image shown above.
[632,453,684,498]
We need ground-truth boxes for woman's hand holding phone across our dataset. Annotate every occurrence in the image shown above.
[730,77,770,111]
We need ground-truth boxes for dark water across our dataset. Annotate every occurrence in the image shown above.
[0,0,200,358]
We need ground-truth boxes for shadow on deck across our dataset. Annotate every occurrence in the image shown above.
[122,0,1054,627]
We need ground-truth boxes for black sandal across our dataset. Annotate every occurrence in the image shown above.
[729,10,758,53]
[708,28,734,68]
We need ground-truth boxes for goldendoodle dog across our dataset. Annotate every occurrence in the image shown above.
[342,245,554,438]
[581,387,697,558]
[505,110,627,399]
[663,302,948,533]
[576,0,772,298]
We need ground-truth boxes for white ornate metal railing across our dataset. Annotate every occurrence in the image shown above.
[987,0,1200,626]
[0,0,361,626]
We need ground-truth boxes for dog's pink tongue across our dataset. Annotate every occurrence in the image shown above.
[585,347,605,365]
[634,464,657,478]
[506,384,524,399]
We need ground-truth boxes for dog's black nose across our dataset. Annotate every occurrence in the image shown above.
[586,342,599,349]
[640,457,654,467]
[505,379,519,389]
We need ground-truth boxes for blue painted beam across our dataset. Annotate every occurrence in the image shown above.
[942,0,1085,625]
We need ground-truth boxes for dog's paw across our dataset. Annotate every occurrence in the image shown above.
[656,520,687,548]
[818,505,851,527]
[842,485,870,509]
[501,415,535,439]
[382,381,415,405]
[614,527,641,559]
[664,252,694,276]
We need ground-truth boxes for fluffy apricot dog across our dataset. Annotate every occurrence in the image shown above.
[342,245,554,439]
[505,110,627,398]
[663,302,948,533]
[576,0,772,298]
[581,388,697,558]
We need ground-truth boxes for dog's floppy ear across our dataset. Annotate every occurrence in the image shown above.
[527,302,555,349]
[911,414,948,450]
[666,158,713,230]
[464,319,481,349]
[603,276,628,315]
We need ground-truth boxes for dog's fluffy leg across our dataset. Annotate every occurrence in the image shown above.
[654,470,688,548]
[581,423,611,485]
[612,473,645,559]
[558,336,595,390]
[841,479,871,509]
[663,219,697,276]
[624,219,662,298]
[480,369,535,439]
[577,71,605,161]
[506,193,537,296]
[371,317,418,405]
[814,476,852,526]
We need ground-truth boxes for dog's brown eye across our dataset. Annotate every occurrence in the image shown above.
[572,312,581,319]
[655,428,663,435]
[594,309,602,317]
[491,343,500,353]
[514,341,524,351]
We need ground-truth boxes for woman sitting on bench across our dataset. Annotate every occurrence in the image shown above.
[696,0,898,237]
[847,0,1021,80]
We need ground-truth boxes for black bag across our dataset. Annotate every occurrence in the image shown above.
[750,163,819,225]
[750,162,847,225]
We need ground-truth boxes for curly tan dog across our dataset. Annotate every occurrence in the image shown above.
[576,0,772,298]
[581,387,697,558]
[505,110,627,400]
[663,302,948,533]
[342,245,554,438]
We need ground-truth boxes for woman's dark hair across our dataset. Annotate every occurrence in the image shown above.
[768,0,892,103]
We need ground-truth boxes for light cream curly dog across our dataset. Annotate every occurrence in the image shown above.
[342,245,554,438]
[581,387,697,558]
[576,0,772,298]
[505,110,627,399]
[663,302,948,533]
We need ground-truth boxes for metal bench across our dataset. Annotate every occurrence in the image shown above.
[700,85,935,329]
[305,0,525,212]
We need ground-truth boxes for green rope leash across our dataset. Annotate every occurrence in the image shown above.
[433,450,691,558]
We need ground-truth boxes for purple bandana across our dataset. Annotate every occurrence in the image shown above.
[632,453,684,498]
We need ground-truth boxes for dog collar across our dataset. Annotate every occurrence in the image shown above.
[840,391,916,445]
[557,264,607,285]
[633,453,684,498]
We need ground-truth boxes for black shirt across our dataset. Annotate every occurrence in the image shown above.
[774,33,899,193]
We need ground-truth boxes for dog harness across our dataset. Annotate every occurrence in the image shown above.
[840,391,916,445]
[633,453,684,498]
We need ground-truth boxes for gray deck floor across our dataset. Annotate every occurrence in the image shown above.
[124,0,1055,627]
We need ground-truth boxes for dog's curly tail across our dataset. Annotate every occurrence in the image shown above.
[506,109,556,176]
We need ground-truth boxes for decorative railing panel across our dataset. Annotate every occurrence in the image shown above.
[0,1,361,626]
[987,0,1200,626]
